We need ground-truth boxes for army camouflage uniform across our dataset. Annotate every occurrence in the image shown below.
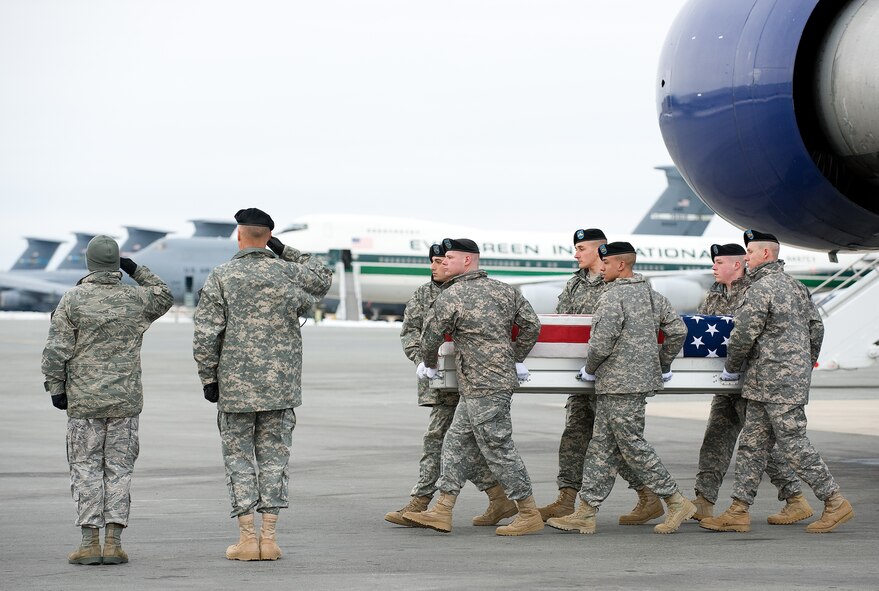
[400,281,495,498]
[553,270,641,491]
[193,245,332,517]
[694,275,801,503]
[579,274,687,506]
[725,260,838,504]
[422,270,540,501]
[41,267,173,527]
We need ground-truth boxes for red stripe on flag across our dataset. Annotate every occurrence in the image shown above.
[538,325,591,343]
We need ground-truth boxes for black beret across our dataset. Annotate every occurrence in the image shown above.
[234,208,275,230]
[710,243,746,261]
[743,229,778,245]
[573,228,607,245]
[442,238,479,254]
[598,241,636,259]
[428,243,446,261]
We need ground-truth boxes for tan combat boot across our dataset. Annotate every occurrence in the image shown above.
[102,523,128,565]
[619,487,665,525]
[473,485,517,526]
[259,513,282,561]
[402,492,456,533]
[691,493,714,521]
[699,499,751,532]
[655,491,696,533]
[767,494,814,525]
[537,487,577,522]
[546,502,597,534]
[68,526,102,565]
[226,513,261,560]
[384,495,432,526]
[495,496,544,536]
[806,492,854,533]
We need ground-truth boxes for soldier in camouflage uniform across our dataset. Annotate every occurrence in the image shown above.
[402,238,544,536]
[42,235,173,565]
[701,230,854,534]
[547,242,695,535]
[193,208,332,560]
[385,244,510,528]
[691,243,809,524]
[538,229,660,526]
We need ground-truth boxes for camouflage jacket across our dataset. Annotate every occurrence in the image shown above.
[421,270,540,397]
[725,260,823,405]
[585,274,686,395]
[400,280,454,406]
[192,245,332,412]
[41,267,173,418]
[698,274,751,315]
[556,269,605,314]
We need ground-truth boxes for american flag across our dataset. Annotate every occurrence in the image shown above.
[681,314,734,358]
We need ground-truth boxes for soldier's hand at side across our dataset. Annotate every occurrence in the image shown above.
[661,371,673,383]
[267,237,285,256]
[119,257,138,276]
[576,366,595,382]
[416,362,427,379]
[720,369,740,382]
[203,382,220,403]
[51,393,68,410]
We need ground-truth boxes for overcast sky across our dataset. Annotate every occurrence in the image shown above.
[0,0,735,269]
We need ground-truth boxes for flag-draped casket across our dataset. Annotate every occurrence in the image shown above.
[431,314,742,395]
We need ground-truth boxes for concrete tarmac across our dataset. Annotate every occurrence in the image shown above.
[1,316,877,590]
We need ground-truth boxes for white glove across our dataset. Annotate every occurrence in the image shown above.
[515,362,530,382]
[576,366,596,382]
[416,362,427,379]
[720,369,740,382]
[425,367,438,380]
[661,371,673,383]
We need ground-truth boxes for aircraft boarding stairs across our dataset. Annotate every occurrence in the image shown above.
[813,254,879,370]
[430,314,743,396]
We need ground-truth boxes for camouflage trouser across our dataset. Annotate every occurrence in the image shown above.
[218,409,296,518]
[733,401,838,504]
[436,391,533,501]
[557,393,643,491]
[411,400,496,498]
[67,417,139,528]
[695,393,801,503]
[580,393,678,506]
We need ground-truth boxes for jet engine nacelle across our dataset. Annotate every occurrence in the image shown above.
[658,0,879,253]
[0,290,47,312]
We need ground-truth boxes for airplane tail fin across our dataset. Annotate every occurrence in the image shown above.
[121,226,169,254]
[10,237,64,271]
[57,232,98,270]
[633,166,715,236]
[190,220,237,238]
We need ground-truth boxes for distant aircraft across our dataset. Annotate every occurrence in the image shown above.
[632,166,714,236]
[0,169,858,314]
[10,238,64,271]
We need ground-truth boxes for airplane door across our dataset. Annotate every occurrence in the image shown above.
[184,275,195,307]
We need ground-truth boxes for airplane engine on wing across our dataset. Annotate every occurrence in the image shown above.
[0,290,46,312]
[658,0,879,253]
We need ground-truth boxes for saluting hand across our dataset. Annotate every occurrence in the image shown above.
[267,237,285,257]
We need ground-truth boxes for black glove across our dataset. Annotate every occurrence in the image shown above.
[267,237,285,257]
[120,257,138,276]
[51,393,68,410]
[203,382,219,403]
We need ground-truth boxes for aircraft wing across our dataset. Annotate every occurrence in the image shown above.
[0,272,72,297]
